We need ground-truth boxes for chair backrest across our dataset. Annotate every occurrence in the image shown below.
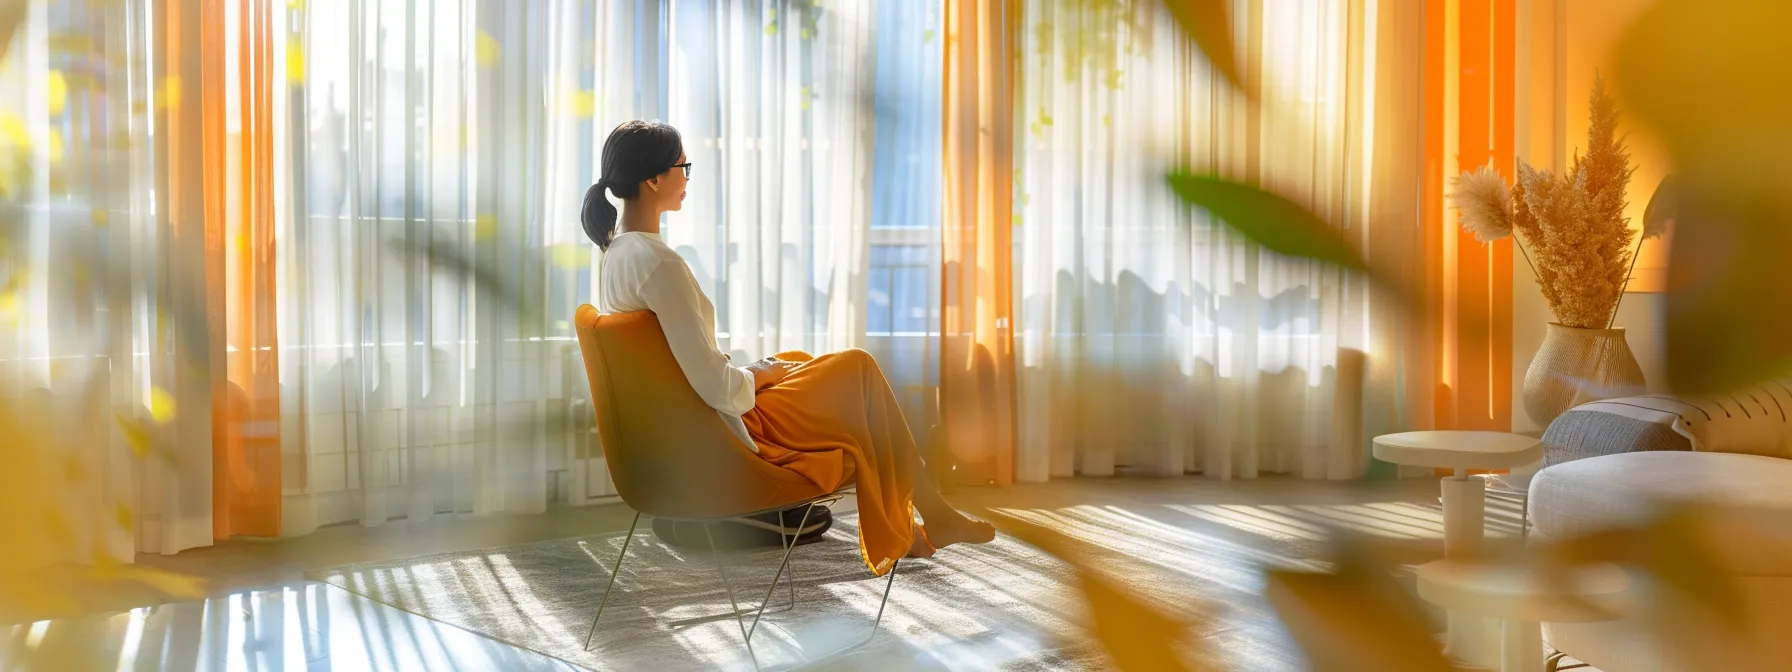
[573,305,821,519]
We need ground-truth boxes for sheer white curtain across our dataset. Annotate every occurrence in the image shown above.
[3,0,897,556]
[276,0,675,532]
[865,0,946,444]
[0,0,217,559]
[1015,0,1389,481]
[279,0,884,529]
[664,0,877,363]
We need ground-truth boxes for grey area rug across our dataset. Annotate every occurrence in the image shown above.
[314,509,1325,671]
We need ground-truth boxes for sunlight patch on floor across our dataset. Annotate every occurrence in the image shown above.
[990,505,1323,596]
[1169,504,1332,543]
[1170,499,1525,543]
[114,608,147,672]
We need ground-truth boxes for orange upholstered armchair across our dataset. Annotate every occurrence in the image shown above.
[572,305,897,659]
[575,306,829,518]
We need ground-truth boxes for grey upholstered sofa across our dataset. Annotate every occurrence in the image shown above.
[1527,382,1792,671]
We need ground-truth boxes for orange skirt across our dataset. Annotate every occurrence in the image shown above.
[742,349,917,576]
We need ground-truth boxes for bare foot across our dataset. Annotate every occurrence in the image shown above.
[906,528,936,559]
[918,516,996,551]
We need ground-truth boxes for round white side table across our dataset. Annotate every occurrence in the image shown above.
[1416,560,1633,672]
[1373,431,1545,667]
[1372,431,1544,558]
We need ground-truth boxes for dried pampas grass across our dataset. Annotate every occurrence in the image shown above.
[1450,165,1515,242]
[1453,75,1640,329]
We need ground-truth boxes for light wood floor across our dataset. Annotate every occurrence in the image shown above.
[6,476,1531,671]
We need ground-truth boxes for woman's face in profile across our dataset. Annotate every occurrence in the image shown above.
[655,152,689,212]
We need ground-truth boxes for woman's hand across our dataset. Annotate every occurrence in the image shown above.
[747,357,802,390]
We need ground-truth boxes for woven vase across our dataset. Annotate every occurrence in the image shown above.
[1523,323,1647,425]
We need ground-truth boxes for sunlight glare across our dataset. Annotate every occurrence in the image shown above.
[115,608,147,672]
[25,620,50,649]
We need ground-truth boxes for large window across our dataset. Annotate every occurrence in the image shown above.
[865,0,943,442]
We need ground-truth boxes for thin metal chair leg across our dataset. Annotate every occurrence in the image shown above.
[584,512,642,651]
[707,524,761,671]
[787,503,816,609]
[747,503,816,641]
[845,558,901,651]
[871,558,898,632]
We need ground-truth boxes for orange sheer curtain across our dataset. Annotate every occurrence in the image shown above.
[203,0,281,537]
[1422,0,1515,437]
[940,0,1019,486]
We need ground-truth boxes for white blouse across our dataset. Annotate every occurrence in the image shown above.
[597,231,758,450]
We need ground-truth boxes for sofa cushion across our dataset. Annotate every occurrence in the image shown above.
[1542,407,1692,467]
[1563,380,1792,460]
[1529,451,1792,576]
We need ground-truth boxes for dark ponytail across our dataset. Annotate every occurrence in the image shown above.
[581,181,620,250]
[582,121,684,250]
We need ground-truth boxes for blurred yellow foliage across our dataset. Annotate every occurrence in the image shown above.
[158,76,181,109]
[47,69,67,116]
[0,111,30,198]
[550,243,588,270]
[286,47,305,82]
[148,386,176,423]
[475,30,501,67]
[562,89,596,119]
[115,412,152,457]
[2,401,205,622]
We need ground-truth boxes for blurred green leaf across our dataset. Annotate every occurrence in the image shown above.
[1263,534,1451,672]
[1162,0,1245,94]
[1529,501,1780,669]
[1168,171,1417,317]
[1264,573,1453,672]
[1167,171,1365,270]
[1611,0,1792,394]
[1536,502,1745,629]
[1003,516,1209,671]
[384,233,550,333]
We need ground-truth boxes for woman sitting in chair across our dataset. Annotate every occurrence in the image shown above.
[580,121,995,576]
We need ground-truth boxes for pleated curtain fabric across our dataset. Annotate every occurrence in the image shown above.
[940,0,1021,486]
[1,0,890,557]
[1012,0,1445,481]
[1,0,231,559]
[1,0,1503,568]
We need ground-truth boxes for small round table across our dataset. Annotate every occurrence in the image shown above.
[1416,560,1633,672]
[1373,431,1546,667]
[1372,431,1544,558]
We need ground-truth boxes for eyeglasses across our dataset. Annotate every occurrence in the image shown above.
[669,162,692,178]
